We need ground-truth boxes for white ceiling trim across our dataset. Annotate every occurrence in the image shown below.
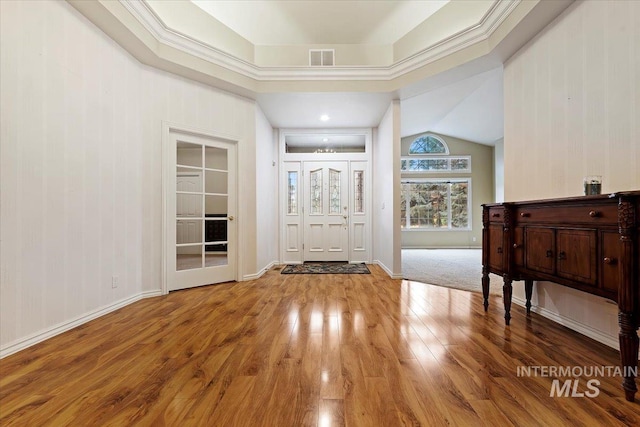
[120,0,520,83]
[121,0,259,77]
[387,0,519,80]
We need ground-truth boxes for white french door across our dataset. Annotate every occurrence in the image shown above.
[303,161,349,261]
[165,128,237,292]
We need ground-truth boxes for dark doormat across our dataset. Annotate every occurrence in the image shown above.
[281,262,370,274]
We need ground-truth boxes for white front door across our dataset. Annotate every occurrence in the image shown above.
[303,161,349,261]
[165,129,237,292]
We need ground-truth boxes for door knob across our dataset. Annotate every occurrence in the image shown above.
[228,216,234,221]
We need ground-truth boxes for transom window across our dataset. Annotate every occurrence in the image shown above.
[400,179,470,230]
[401,156,471,172]
[409,134,449,155]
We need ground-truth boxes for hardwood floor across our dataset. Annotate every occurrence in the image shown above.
[1,265,639,426]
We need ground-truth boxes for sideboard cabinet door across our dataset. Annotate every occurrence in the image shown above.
[601,231,622,293]
[525,227,555,274]
[556,229,597,285]
[488,224,505,272]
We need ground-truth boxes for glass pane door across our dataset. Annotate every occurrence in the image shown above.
[176,142,229,271]
[167,128,236,292]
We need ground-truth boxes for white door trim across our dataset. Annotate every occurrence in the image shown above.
[161,121,240,295]
[279,159,373,265]
[278,128,373,265]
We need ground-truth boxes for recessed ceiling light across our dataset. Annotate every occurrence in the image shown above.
[320,114,330,122]
[322,138,329,142]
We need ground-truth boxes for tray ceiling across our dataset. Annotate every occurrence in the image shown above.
[68,0,574,143]
[191,0,449,45]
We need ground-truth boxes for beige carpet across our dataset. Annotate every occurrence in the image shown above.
[402,248,502,294]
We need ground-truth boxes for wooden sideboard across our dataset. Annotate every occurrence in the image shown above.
[482,191,640,402]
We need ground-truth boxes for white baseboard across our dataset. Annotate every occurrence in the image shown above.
[242,260,279,281]
[374,260,403,279]
[401,246,482,249]
[0,290,163,359]
[512,296,619,351]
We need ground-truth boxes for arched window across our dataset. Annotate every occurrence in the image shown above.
[409,134,449,155]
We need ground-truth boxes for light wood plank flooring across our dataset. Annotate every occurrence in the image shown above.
[1,265,640,426]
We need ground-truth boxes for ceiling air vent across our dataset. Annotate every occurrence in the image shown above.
[309,49,334,66]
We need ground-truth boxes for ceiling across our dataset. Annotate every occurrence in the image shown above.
[191,1,449,45]
[185,0,540,144]
[71,0,575,146]
[258,67,504,144]
[402,67,503,144]
[256,92,393,129]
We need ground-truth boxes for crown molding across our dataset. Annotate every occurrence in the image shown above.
[388,0,519,80]
[119,0,520,84]
[121,0,260,77]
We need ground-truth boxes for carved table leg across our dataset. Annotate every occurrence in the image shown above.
[503,275,512,325]
[617,196,637,401]
[618,311,639,402]
[482,267,490,311]
[524,279,533,315]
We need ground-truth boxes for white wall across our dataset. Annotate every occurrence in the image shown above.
[494,138,504,203]
[372,101,402,277]
[504,0,640,349]
[254,44,393,67]
[255,108,278,274]
[0,0,262,355]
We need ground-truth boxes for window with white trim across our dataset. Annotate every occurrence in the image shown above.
[401,156,471,173]
[400,179,470,230]
[409,134,449,155]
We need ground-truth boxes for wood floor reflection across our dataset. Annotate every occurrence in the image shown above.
[1,265,639,426]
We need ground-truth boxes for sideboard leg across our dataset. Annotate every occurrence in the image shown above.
[524,279,533,315]
[482,267,490,311]
[503,276,512,325]
[618,311,638,402]
[617,196,637,402]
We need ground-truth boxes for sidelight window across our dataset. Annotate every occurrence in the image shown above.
[287,172,298,214]
[354,171,364,213]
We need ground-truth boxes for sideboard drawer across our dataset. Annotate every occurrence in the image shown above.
[488,207,505,223]
[515,204,618,225]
